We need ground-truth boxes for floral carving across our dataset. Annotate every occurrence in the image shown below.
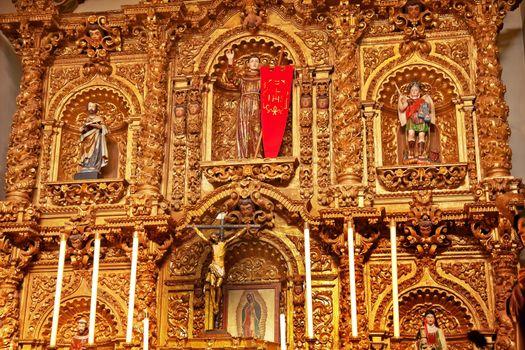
[440,261,488,301]
[296,30,329,65]
[167,293,190,339]
[227,257,280,283]
[45,179,127,206]
[312,290,334,349]
[435,40,471,76]
[169,240,207,276]
[362,46,395,83]
[202,158,297,185]
[377,164,467,192]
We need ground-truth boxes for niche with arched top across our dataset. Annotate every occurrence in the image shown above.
[211,38,294,161]
[378,66,459,166]
[40,297,118,345]
[58,88,129,181]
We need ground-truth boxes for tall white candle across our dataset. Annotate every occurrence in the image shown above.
[347,222,358,338]
[304,222,314,338]
[143,312,149,350]
[88,233,101,344]
[390,220,400,338]
[50,233,67,347]
[126,231,140,343]
[280,313,286,350]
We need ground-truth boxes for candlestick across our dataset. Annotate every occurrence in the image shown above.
[50,233,67,347]
[347,222,358,338]
[390,220,400,338]
[304,222,314,338]
[126,231,139,343]
[88,233,101,344]
[280,313,286,350]
[143,312,149,350]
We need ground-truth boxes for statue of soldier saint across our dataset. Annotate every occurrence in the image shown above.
[74,102,109,180]
[191,211,257,331]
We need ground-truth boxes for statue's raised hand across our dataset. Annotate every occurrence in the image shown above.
[225,49,234,65]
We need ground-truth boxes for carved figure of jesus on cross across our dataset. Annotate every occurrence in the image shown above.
[191,213,260,330]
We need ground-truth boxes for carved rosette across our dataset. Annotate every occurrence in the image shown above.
[45,179,127,206]
[377,164,468,192]
[3,23,62,203]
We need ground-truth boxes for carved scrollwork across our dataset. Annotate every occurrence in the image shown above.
[76,15,121,59]
[45,179,127,206]
[227,257,281,283]
[167,293,190,340]
[201,158,298,186]
[400,192,451,256]
[390,1,437,56]
[169,240,207,276]
[377,164,467,191]
[312,290,334,349]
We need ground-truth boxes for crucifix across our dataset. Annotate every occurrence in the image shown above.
[191,212,260,330]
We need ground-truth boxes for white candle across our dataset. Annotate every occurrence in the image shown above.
[88,233,101,344]
[347,222,358,338]
[143,312,149,350]
[390,220,400,338]
[126,231,139,343]
[304,222,314,338]
[50,233,67,347]
[280,313,286,350]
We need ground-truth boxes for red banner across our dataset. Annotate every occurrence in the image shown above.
[260,65,294,158]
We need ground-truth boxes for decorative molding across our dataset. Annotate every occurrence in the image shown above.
[201,157,298,186]
[44,179,127,206]
[377,163,468,191]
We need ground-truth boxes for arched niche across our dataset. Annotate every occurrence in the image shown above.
[209,38,295,161]
[57,87,130,181]
[384,287,478,349]
[39,297,119,345]
[377,66,460,166]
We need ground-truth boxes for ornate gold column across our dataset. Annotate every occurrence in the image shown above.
[454,0,516,178]
[492,219,519,350]
[472,212,519,350]
[0,234,40,349]
[132,9,179,213]
[298,68,314,201]
[1,21,62,203]
[186,76,203,206]
[292,277,306,350]
[330,4,374,186]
